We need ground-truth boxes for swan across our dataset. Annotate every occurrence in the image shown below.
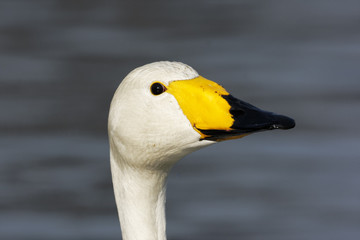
[108,61,295,240]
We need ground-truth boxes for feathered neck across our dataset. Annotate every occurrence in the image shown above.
[110,143,171,240]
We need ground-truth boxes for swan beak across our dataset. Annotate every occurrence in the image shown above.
[167,76,295,141]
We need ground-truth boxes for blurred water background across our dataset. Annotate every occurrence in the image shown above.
[1,0,360,239]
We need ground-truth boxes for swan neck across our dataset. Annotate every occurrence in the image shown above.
[111,157,169,240]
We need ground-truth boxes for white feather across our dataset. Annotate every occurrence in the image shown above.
[109,61,214,240]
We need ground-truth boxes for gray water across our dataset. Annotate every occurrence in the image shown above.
[1,0,360,239]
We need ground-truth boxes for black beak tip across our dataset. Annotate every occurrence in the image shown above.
[271,115,296,130]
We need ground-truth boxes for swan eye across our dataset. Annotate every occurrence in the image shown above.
[150,82,167,95]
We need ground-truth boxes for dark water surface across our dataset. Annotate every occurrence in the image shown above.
[1,0,360,239]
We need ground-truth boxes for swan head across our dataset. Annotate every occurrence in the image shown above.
[108,61,295,170]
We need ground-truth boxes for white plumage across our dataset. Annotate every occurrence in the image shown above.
[108,61,294,240]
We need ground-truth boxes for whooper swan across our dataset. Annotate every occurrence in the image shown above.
[108,61,295,240]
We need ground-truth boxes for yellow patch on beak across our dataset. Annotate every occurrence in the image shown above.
[167,76,234,139]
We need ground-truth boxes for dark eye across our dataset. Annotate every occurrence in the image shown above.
[150,82,167,95]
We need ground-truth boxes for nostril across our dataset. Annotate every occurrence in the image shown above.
[232,109,245,116]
